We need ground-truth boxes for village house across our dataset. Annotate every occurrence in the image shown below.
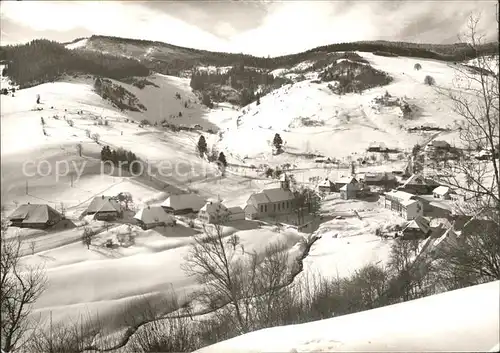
[340,180,360,200]
[85,195,122,221]
[412,194,453,219]
[8,203,68,229]
[425,140,451,152]
[432,186,455,200]
[384,190,424,220]
[161,193,206,215]
[397,174,440,195]
[367,141,388,152]
[333,176,360,191]
[398,216,431,240]
[244,187,295,220]
[318,178,335,193]
[198,200,245,224]
[358,172,398,190]
[133,205,175,230]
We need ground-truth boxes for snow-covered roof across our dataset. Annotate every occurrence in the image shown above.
[431,140,450,148]
[363,172,386,182]
[200,200,229,216]
[318,178,333,187]
[433,186,453,195]
[161,194,206,211]
[249,188,295,204]
[86,196,121,213]
[228,206,244,214]
[336,176,357,184]
[8,204,61,224]
[401,199,418,207]
[402,174,426,187]
[385,190,415,201]
[403,216,430,233]
[134,206,174,225]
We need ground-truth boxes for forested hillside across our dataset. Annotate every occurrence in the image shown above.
[81,35,499,75]
[0,40,150,88]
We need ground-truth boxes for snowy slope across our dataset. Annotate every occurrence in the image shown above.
[220,53,481,161]
[197,280,500,353]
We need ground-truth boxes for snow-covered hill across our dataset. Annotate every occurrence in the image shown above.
[196,280,500,353]
[219,52,474,162]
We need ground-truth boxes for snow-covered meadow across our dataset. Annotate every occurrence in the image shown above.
[196,280,500,353]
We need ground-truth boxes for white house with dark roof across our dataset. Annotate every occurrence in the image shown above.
[134,206,175,230]
[198,200,245,224]
[384,190,424,220]
[244,187,295,220]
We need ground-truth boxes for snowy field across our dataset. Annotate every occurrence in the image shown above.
[219,53,473,162]
[197,280,500,353]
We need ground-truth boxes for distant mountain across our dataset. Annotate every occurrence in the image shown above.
[1,34,498,90]
[69,35,499,76]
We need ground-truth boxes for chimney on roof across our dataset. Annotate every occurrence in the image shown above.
[101,195,105,199]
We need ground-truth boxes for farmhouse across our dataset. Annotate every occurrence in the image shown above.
[367,141,388,152]
[384,190,424,220]
[397,174,440,195]
[198,200,245,224]
[318,178,335,193]
[244,187,295,220]
[86,195,122,220]
[161,193,206,214]
[399,216,431,240]
[133,206,175,230]
[334,176,359,191]
[425,140,451,151]
[358,172,398,189]
[8,203,64,229]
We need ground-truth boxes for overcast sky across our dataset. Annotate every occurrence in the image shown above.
[0,1,498,57]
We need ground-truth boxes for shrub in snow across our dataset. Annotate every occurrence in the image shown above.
[424,75,435,86]
[414,63,422,70]
[91,133,100,143]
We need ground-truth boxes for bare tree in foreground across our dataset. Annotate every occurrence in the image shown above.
[182,210,293,336]
[429,13,500,287]
[1,214,47,352]
[434,13,499,207]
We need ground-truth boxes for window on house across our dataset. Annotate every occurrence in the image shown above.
[265,205,267,212]
[274,204,276,211]
[260,205,264,212]
[278,203,280,211]
[282,202,285,209]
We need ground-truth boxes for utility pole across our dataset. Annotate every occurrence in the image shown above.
[70,174,73,187]
[25,180,28,195]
